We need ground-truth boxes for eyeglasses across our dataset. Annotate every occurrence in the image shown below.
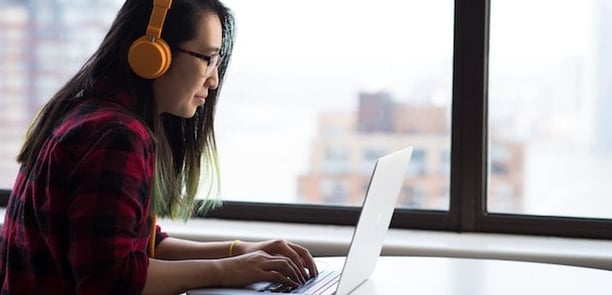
[177,48,222,76]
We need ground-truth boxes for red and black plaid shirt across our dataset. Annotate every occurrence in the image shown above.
[0,80,167,294]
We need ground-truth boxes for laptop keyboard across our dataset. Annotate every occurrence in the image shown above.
[258,269,340,294]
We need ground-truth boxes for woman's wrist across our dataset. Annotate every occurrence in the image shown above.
[228,240,240,257]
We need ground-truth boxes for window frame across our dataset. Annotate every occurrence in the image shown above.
[1,0,611,240]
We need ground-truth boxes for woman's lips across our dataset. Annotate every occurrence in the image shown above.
[195,95,206,105]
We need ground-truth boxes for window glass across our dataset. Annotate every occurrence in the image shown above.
[0,0,454,211]
[488,0,612,218]
[0,0,122,189]
[218,0,454,209]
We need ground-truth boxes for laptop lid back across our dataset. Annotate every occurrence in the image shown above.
[335,146,413,295]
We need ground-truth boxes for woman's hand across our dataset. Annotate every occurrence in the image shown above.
[232,240,318,281]
[219,250,306,288]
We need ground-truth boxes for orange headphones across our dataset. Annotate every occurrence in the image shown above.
[128,0,173,79]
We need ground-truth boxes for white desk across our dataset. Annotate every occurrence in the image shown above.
[320,256,612,294]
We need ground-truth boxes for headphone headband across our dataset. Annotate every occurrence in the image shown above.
[146,0,173,41]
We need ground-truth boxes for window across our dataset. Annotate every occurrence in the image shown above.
[489,0,612,220]
[322,146,350,175]
[407,149,426,177]
[1,0,611,239]
[0,0,123,190]
[217,0,453,209]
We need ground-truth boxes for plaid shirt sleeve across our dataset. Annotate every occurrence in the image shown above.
[0,96,161,293]
[66,121,155,294]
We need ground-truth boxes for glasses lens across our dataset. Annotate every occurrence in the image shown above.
[204,55,221,76]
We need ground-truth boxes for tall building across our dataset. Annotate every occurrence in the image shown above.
[298,92,524,212]
[0,0,121,187]
[357,92,394,133]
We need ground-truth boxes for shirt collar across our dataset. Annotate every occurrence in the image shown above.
[92,78,138,113]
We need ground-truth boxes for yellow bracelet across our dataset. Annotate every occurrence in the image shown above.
[148,215,157,258]
[228,240,240,257]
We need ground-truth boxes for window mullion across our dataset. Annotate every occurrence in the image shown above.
[450,0,489,232]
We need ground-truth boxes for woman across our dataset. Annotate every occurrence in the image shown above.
[0,0,317,294]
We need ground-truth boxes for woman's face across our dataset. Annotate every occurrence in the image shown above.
[153,12,223,118]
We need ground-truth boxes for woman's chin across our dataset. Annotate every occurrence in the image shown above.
[163,107,198,119]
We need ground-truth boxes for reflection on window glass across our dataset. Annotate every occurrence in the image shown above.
[0,0,454,210]
[489,0,612,218]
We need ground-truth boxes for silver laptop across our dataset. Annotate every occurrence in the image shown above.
[187,146,413,295]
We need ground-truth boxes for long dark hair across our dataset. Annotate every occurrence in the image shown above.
[17,0,236,219]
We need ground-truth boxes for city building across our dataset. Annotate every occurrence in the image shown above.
[298,91,524,212]
[0,0,120,187]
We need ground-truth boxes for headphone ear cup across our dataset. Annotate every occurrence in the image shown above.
[128,36,172,79]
